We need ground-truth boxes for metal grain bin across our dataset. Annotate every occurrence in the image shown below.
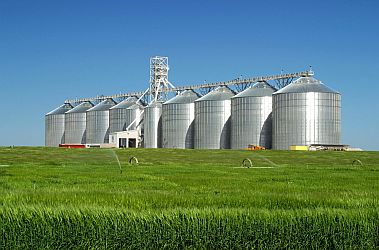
[162,89,200,149]
[64,101,94,144]
[109,96,143,133]
[45,103,73,147]
[194,86,235,149]
[144,101,163,148]
[231,81,276,149]
[86,99,116,144]
[272,77,341,150]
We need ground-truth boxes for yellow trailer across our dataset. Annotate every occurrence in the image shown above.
[290,145,309,151]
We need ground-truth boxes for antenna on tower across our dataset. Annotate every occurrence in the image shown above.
[149,56,175,103]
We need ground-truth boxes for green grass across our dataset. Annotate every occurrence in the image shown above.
[1,147,379,249]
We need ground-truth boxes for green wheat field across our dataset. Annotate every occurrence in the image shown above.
[0,147,378,249]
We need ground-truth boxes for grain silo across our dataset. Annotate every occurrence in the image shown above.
[162,89,200,149]
[64,101,94,144]
[144,101,162,148]
[272,77,341,150]
[45,103,73,147]
[86,98,116,144]
[109,96,143,133]
[194,86,235,149]
[231,81,276,149]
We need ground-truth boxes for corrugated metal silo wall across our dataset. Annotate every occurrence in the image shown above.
[162,102,195,149]
[272,92,341,150]
[45,114,65,147]
[109,108,126,133]
[86,110,111,144]
[194,100,231,149]
[64,112,87,144]
[144,105,162,148]
[231,96,272,149]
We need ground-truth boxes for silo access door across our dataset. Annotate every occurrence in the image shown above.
[119,138,127,148]
[128,139,137,148]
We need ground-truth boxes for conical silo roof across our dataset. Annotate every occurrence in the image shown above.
[147,101,163,108]
[195,86,235,102]
[87,99,117,112]
[232,81,277,98]
[66,101,94,114]
[46,103,73,116]
[128,102,145,110]
[164,89,201,104]
[274,77,339,94]
[110,96,144,110]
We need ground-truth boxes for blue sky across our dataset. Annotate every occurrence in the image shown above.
[0,0,378,150]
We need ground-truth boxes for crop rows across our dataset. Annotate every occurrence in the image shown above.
[1,208,379,249]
